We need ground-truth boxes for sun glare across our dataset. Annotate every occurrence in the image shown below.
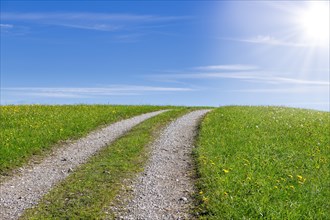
[298,2,330,46]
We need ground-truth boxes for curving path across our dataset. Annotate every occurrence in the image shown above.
[0,110,167,220]
[118,109,211,220]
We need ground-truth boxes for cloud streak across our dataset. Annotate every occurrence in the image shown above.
[173,72,329,85]
[0,23,15,33]
[226,35,308,47]
[194,64,258,71]
[230,86,329,93]
[59,23,120,31]
[1,12,188,32]
[2,12,186,22]
[2,85,194,98]
[0,23,14,28]
[154,64,329,86]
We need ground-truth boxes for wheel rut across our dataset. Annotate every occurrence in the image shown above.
[0,110,167,220]
[116,109,211,220]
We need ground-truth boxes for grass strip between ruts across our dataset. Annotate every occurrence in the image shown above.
[194,106,330,219]
[0,105,169,176]
[21,108,193,219]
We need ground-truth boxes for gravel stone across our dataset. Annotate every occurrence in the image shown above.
[0,110,167,220]
[117,110,210,220]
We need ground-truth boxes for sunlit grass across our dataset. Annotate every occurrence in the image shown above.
[195,106,330,219]
[0,105,167,175]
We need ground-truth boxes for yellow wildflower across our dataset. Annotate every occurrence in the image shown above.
[297,175,306,183]
[202,196,209,203]
[223,169,230,173]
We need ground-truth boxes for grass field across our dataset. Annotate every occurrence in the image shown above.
[21,108,192,219]
[0,105,167,175]
[2,104,329,219]
[195,106,330,219]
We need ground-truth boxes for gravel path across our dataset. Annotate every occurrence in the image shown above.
[0,110,167,220]
[117,109,210,220]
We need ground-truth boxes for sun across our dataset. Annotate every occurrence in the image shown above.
[297,2,329,46]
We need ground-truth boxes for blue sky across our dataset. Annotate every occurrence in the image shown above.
[1,1,329,110]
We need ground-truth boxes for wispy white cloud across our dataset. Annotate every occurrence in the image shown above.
[226,35,308,47]
[59,23,120,31]
[2,85,194,98]
[270,76,329,85]
[230,86,329,93]
[0,23,15,33]
[194,64,258,71]
[25,92,88,98]
[189,71,330,85]
[0,23,14,28]
[2,12,186,22]
[155,69,329,86]
[1,12,188,32]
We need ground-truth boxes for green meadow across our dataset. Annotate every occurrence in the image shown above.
[195,106,330,219]
[0,105,166,175]
[1,105,329,219]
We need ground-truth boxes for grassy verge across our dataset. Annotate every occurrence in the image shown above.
[0,105,167,175]
[195,106,330,219]
[21,108,192,219]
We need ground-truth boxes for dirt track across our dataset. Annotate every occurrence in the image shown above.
[0,110,167,220]
[117,110,210,220]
